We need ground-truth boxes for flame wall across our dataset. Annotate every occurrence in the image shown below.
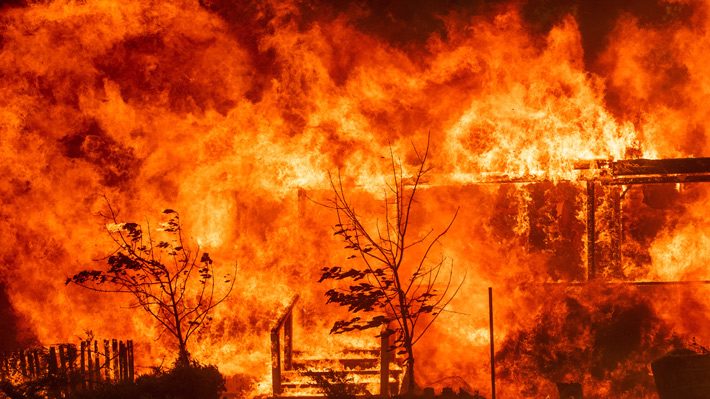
[3,0,710,397]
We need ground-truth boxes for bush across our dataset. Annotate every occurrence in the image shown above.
[66,360,226,399]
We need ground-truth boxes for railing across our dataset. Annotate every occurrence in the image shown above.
[0,339,134,397]
[271,294,299,395]
[270,295,397,397]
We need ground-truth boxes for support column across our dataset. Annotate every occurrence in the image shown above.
[284,314,293,371]
[611,186,622,273]
[586,181,596,281]
[489,287,496,399]
[271,331,282,395]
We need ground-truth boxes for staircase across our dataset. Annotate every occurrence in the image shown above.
[269,295,401,398]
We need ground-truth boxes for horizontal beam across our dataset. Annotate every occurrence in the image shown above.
[544,280,710,287]
[611,158,710,176]
[602,174,710,185]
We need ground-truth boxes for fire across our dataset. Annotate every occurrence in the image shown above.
[3,0,710,398]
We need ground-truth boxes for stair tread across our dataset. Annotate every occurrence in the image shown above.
[292,360,378,365]
[266,396,375,399]
[282,381,398,388]
[284,369,402,377]
[293,349,379,355]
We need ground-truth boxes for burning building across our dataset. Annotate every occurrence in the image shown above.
[2,0,710,398]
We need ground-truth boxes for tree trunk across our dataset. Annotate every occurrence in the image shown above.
[177,344,190,366]
[406,346,416,395]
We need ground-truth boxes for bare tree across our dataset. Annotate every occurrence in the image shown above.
[318,137,464,394]
[67,200,236,364]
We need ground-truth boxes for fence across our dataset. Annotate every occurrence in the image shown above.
[0,339,134,395]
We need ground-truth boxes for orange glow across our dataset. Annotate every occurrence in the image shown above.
[3,1,710,398]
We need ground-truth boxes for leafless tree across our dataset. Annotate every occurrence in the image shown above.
[318,136,464,394]
[67,200,236,364]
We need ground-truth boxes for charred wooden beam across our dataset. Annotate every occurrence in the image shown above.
[80,342,86,390]
[612,157,710,176]
[127,340,134,382]
[112,339,118,381]
[489,287,496,399]
[271,331,281,395]
[271,294,300,334]
[586,181,596,281]
[48,346,57,377]
[604,174,710,185]
[544,280,710,287]
[19,349,26,378]
[271,295,299,396]
[611,186,622,271]
[103,340,109,381]
[283,313,293,371]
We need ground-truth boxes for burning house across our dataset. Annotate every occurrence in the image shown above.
[2,0,710,398]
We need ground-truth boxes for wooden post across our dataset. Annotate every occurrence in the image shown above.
[59,345,66,373]
[28,350,35,378]
[380,328,390,397]
[284,313,293,371]
[48,346,58,376]
[489,287,496,399]
[112,339,118,381]
[104,340,110,381]
[19,349,27,378]
[48,347,59,399]
[67,345,77,393]
[94,341,100,382]
[80,341,86,390]
[87,341,93,389]
[612,186,622,271]
[586,181,596,280]
[33,351,41,377]
[271,331,281,395]
[119,341,126,381]
[127,340,134,381]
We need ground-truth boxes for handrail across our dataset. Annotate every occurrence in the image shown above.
[271,294,300,334]
[271,300,397,397]
[271,294,300,396]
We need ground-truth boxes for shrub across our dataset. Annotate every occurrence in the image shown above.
[66,360,226,399]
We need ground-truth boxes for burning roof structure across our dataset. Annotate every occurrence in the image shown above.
[3,0,710,398]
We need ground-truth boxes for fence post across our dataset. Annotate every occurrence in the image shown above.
[19,349,26,378]
[127,340,134,381]
[48,346,58,376]
[67,344,77,393]
[80,341,86,391]
[104,340,110,381]
[88,341,94,389]
[119,341,126,381]
[59,345,66,373]
[112,339,118,381]
[93,341,100,383]
[28,350,35,378]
